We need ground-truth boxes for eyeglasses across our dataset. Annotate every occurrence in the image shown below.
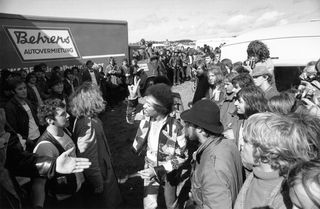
[252,75,264,79]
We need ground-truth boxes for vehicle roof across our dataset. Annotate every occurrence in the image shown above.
[225,21,320,46]
[0,12,127,25]
[221,21,320,66]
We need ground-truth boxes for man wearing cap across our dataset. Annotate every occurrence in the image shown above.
[181,99,243,209]
[127,81,188,209]
[251,65,279,100]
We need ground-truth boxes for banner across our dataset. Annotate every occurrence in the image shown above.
[4,26,80,61]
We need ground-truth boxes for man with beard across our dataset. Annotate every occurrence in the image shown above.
[181,99,243,209]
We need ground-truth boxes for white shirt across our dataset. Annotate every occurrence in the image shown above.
[89,71,98,85]
[238,122,244,151]
[146,117,167,164]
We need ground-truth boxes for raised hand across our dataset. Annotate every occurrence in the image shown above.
[56,147,91,174]
[128,76,141,99]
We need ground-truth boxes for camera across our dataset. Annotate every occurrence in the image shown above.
[243,58,256,69]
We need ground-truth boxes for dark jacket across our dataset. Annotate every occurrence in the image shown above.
[190,138,243,209]
[63,79,74,97]
[5,97,39,140]
[82,69,101,85]
[27,85,40,107]
[73,116,122,208]
[36,78,50,100]
[192,74,210,104]
[1,125,56,209]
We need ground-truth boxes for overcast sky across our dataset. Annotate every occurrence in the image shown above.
[1,0,319,42]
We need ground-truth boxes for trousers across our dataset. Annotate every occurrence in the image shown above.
[143,163,177,209]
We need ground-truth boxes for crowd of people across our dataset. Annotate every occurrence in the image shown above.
[1,39,320,209]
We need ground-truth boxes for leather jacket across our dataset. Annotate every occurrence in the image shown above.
[1,124,56,209]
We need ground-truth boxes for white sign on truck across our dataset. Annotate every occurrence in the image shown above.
[5,26,80,61]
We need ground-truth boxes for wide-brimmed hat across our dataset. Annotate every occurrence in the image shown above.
[181,99,224,134]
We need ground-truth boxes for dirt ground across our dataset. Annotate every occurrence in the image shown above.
[100,81,194,208]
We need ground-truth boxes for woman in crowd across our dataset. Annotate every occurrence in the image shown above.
[235,112,320,209]
[287,159,320,209]
[5,78,41,152]
[205,65,226,108]
[69,82,122,208]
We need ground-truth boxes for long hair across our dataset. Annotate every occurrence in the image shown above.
[69,82,105,117]
[287,159,320,208]
[237,86,268,118]
[243,112,315,176]
[286,113,320,160]
[207,65,224,86]
[268,92,296,115]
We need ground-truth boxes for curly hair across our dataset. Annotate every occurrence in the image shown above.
[243,112,314,176]
[69,82,105,117]
[237,86,268,118]
[37,99,66,126]
[145,83,173,116]
[247,40,270,62]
